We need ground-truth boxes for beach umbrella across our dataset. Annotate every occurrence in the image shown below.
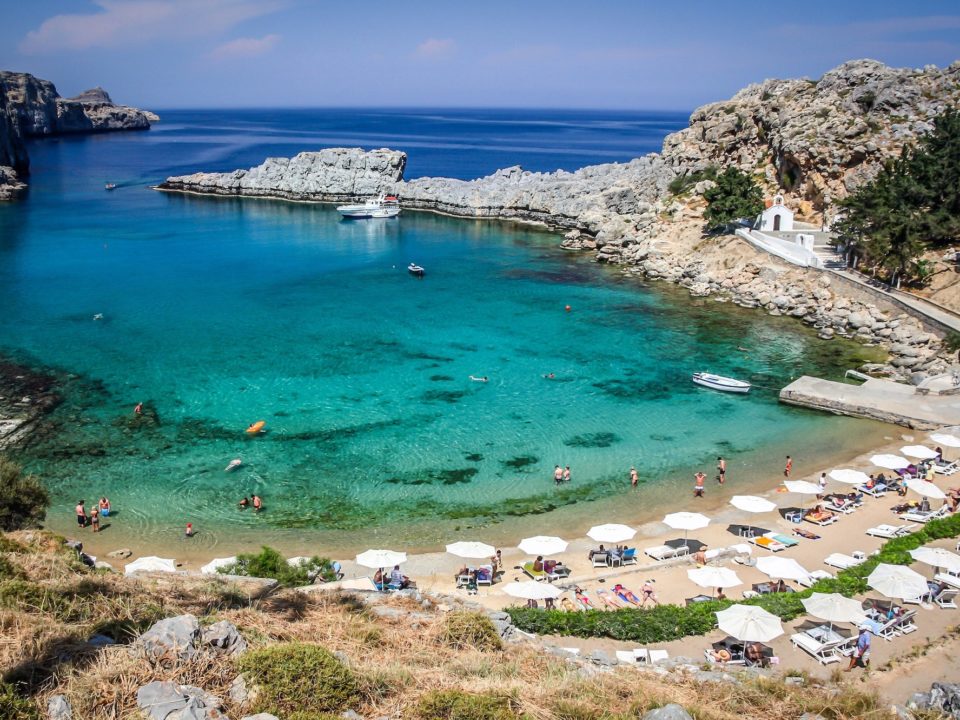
[125,556,177,576]
[870,454,910,470]
[518,536,568,556]
[502,580,562,601]
[445,541,496,559]
[355,549,407,569]
[828,469,871,485]
[688,567,742,593]
[909,546,960,573]
[867,563,929,600]
[587,523,636,544]
[663,511,710,548]
[802,592,867,632]
[930,432,960,448]
[755,556,812,584]
[716,604,783,642]
[783,480,821,510]
[729,495,777,513]
[200,556,236,575]
[905,478,947,500]
[901,445,939,460]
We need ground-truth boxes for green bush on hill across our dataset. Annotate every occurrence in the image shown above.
[0,457,50,532]
[219,545,336,587]
[0,682,39,720]
[238,643,361,717]
[667,165,718,196]
[412,690,518,720]
[702,167,764,231]
[438,611,503,652]
[508,512,960,642]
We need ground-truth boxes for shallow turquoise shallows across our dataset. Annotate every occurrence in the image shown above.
[0,110,889,551]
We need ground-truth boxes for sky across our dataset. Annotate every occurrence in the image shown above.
[0,0,958,110]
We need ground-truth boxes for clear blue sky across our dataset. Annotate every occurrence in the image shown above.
[1,0,958,110]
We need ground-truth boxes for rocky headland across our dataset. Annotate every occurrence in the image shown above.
[158,60,960,382]
[0,71,157,199]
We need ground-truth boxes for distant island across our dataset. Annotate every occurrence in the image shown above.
[0,71,157,199]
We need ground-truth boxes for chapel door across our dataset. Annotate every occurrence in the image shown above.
[773,214,781,231]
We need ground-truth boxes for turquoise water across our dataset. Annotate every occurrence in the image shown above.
[0,110,891,553]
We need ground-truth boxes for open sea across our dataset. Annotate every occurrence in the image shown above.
[0,108,893,555]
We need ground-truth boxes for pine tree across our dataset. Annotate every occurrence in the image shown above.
[702,167,764,232]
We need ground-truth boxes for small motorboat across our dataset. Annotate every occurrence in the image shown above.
[692,372,751,393]
[408,263,425,277]
[337,194,400,219]
[104,183,117,191]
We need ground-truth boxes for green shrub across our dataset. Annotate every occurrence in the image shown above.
[239,642,360,717]
[412,690,518,720]
[0,556,25,580]
[668,165,718,196]
[0,458,50,532]
[219,546,336,588]
[0,536,27,553]
[0,682,39,720]
[438,611,503,652]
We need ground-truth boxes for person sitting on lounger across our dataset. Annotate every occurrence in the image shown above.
[476,566,491,583]
[389,565,410,589]
[533,555,544,572]
[588,545,606,560]
[920,497,931,513]
[640,579,659,606]
[373,568,386,591]
[745,642,768,667]
[613,583,641,605]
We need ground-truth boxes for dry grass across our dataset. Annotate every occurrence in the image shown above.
[0,532,908,719]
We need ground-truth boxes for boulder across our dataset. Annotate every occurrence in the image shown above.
[642,704,694,720]
[47,694,72,720]
[241,715,280,720]
[136,614,201,662]
[136,681,226,720]
[202,620,247,655]
[107,548,133,559]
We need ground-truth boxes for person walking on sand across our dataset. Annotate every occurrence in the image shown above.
[717,456,726,484]
[75,500,87,528]
[630,466,638,487]
[563,465,571,483]
[817,472,827,499]
[694,472,706,497]
[89,505,100,532]
[784,455,793,477]
[846,625,871,671]
[554,465,563,485]
[252,494,263,512]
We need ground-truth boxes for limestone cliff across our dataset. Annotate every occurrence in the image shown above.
[0,81,28,199]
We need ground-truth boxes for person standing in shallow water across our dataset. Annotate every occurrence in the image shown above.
[784,455,793,477]
[630,467,639,487]
[717,456,726,484]
[554,465,563,485]
[563,465,571,483]
[75,500,87,528]
[694,472,706,497]
[89,505,100,532]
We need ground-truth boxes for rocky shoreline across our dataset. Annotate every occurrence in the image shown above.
[0,358,62,452]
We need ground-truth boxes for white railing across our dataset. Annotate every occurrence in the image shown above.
[735,228,823,269]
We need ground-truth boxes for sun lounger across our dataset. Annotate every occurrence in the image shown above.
[874,616,903,640]
[935,460,959,476]
[764,532,799,548]
[936,589,958,608]
[855,484,887,497]
[797,570,834,588]
[750,536,786,552]
[644,544,689,561]
[790,633,843,664]
[522,562,547,581]
[616,650,638,663]
[476,565,494,586]
[621,548,638,565]
[895,609,918,634]
[824,500,856,514]
[591,552,609,568]
[824,553,865,570]
[900,506,950,523]
[804,511,838,526]
[934,572,960,590]
[703,649,746,666]
[648,649,669,663]
[866,524,917,539]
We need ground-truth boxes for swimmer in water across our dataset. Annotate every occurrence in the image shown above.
[93,313,104,321]
[134,402,142,415]
[469,375,488,383]
[543,373,556,379]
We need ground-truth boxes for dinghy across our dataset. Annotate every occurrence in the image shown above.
[691,372,751,393]
[408,263,425,277]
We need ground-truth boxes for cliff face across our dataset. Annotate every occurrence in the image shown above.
[0,81,28,199]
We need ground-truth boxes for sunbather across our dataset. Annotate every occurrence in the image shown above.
[574,587,596,610]
[561,597,578,612]
[794,528,820,539]
[640,579,659,606]
[596,589,625,609]
[711,647,733,663]
[613,583,641,606]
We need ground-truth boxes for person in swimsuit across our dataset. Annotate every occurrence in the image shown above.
[134,402,142,415]
[89,506,100,532]
[563,466,571,483]
[98,497,111,517]
[252,494,263,512]
[784,455,793,477]
[238,496,249,509]
[554,465,563,485]
[76,500,87,528]
[630,467,638,487]
[694,472,706,497]
[717,456,726,484]
[640,579,658,606]
[185,523,194,538]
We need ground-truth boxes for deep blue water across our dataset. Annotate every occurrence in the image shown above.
[0,108,890,552]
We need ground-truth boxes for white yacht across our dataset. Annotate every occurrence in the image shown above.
[336,194,400,219]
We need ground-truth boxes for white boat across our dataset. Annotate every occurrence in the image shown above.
[692,372,751,393]
[408,263,425,277]
[336,194,400,219]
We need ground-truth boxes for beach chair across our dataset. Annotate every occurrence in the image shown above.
[824,500,856,515]
[855,484,887,498]
[750,536,786,552]
[797,570,834,588]
[790,633,843,664]
[616,650,639,663]
[522,562,547,582]
[621,548,637,565]
[934,459,959,476]
[934,572,960,590]
[455,573,472,589]
[804,511,839,526]
[901,505,950,523]
[935,589,958,609]
[874,616,902,640]
[644,545,674,561]
[476,565,494,586]
[894,610,918,635]
[824,553,864,570]
[591,552,609,569]
[648,649,669,663]
[764,532,799,548]
[866,524,917,539]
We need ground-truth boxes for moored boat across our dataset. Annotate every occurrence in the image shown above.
[408,263,425,277]
[691,372,751,393]
[105,183,117,190]
[336,194,400,219]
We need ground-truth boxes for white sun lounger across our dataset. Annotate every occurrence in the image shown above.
[644,545,689,561]
[866,524,917,539]
[935,460,959,476]
[797,570,834,588]
[824,553,865,570]
[855,484,887,497]
[936,589,958,608]
[790,633,843,664]
[900,506,950,523]
[935,572,960,590]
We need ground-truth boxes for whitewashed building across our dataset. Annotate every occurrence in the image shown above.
[756,195,794,232]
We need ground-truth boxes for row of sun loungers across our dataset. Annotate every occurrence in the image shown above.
[823,551,867,570]
[590,549,638,568]
[644,544,690,561]
[615,648,669,664]
[866,523,917,538]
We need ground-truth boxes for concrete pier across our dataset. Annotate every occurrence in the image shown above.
[779,375,960,429]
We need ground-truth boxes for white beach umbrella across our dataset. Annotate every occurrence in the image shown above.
[518,536,568,556]
[783,480,821,510]
[930,432,960,448]
[445,541,496,559]
[909,546,960,573]
[355,549,407,569]
[905,478,947,500]
[502,580,562,601]
[867,563,929,600]
[755,556,812,584]
[125,556,177,576]
[729,495,777,513]
[716,604,784,643]
[688,566,742,591]
[802,592,867,630]
[663,511,710,548]
[200,556,236,575]
[587,523,636,544]
[828,469,871,485]
[901,445,939,460]
[870,454,910,470]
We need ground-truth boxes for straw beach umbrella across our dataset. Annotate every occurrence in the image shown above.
[909,546,960,573]
[502,580,562,601]
[688,567,741,595]
[901,445,939,460]
[828,469,870,485]
[905,478,946,500]
[870,454,910,470]
[716,605,783,642]
[802,592,867,632]
[587,524,636,544]
[663,511,710,548]
[867,563,929,600]
[517,536,567,556]
[730,496,777,513]
[445,541,496,559]
[755,556,812,584]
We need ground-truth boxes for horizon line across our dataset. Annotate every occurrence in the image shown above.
[140,104,695,114]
